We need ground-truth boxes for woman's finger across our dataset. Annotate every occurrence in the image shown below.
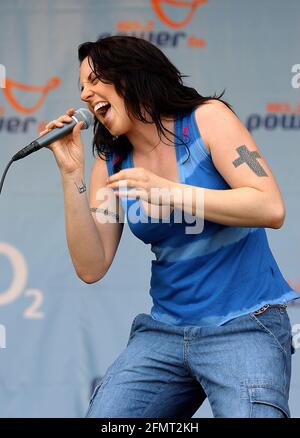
[45,120,64,129]
[58,114,73,123]
[45,109,74,130]
[72,120,85,143]
[39,129,50,136]
[66,108,75,116]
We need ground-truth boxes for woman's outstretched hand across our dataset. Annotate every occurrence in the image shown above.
[106,167,176,207]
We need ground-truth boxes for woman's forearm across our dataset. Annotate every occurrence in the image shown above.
[61,170,107,283]
[170,183,285,229]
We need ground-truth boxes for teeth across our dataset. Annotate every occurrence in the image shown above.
[94,101,109,112]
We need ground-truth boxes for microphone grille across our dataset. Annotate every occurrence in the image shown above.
[74,108,94,129]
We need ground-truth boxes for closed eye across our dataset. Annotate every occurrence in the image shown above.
[79,73,99,92]
[91,76,99,85]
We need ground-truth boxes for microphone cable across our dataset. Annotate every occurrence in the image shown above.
[0,158,14,195]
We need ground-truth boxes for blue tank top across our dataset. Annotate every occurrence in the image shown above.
[105,107,299,326]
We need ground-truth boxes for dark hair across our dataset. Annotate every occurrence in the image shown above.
[78,35,233,172]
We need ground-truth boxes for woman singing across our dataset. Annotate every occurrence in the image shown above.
[41,36,298,418]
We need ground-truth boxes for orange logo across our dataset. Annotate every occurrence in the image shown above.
[2,76,60,114]
[151,0,207,29]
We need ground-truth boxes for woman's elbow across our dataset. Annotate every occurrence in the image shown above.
[76,269,106,284]
[268,202,286,229]
[80,275,103,284]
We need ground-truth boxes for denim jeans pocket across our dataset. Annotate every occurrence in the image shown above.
[85,374,112,417]
[249,305,291,354]
[247,384,290,418]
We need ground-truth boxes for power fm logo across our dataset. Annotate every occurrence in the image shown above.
[0,68,60,135]
[151,0,207,29]
[246,102,300,133]
[99,0,207,49]
[246,65,300,132]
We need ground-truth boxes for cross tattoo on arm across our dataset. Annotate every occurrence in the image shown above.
[232,145,268,177]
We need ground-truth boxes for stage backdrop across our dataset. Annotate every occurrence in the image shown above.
[0,0,299,417]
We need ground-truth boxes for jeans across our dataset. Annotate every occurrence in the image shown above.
[85,304,293,418]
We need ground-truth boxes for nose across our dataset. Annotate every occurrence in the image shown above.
[80,85,94,102]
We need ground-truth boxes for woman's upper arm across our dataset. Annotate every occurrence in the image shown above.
[195,101,285,206]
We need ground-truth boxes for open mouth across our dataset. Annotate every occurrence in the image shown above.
[94,101,111,117]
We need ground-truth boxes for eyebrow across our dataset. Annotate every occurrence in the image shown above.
[79,72,96,89]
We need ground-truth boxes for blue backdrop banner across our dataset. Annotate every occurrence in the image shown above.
[0,0,299,417]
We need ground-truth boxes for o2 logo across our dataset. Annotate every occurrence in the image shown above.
[0,242,44,319]
[0,324,6,348]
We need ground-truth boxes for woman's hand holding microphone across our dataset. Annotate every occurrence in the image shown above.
[40,107,89,176]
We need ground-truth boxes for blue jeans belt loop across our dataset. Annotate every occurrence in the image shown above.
[253,303,287,316]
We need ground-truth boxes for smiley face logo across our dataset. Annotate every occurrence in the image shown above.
[2,76,60,114]
[151,0,208,29]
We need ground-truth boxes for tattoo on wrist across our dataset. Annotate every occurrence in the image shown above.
[90,207,120,221]
[232,145,268,177]
[74,179,87,194]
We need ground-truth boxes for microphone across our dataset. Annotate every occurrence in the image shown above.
[11,108,94,162]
